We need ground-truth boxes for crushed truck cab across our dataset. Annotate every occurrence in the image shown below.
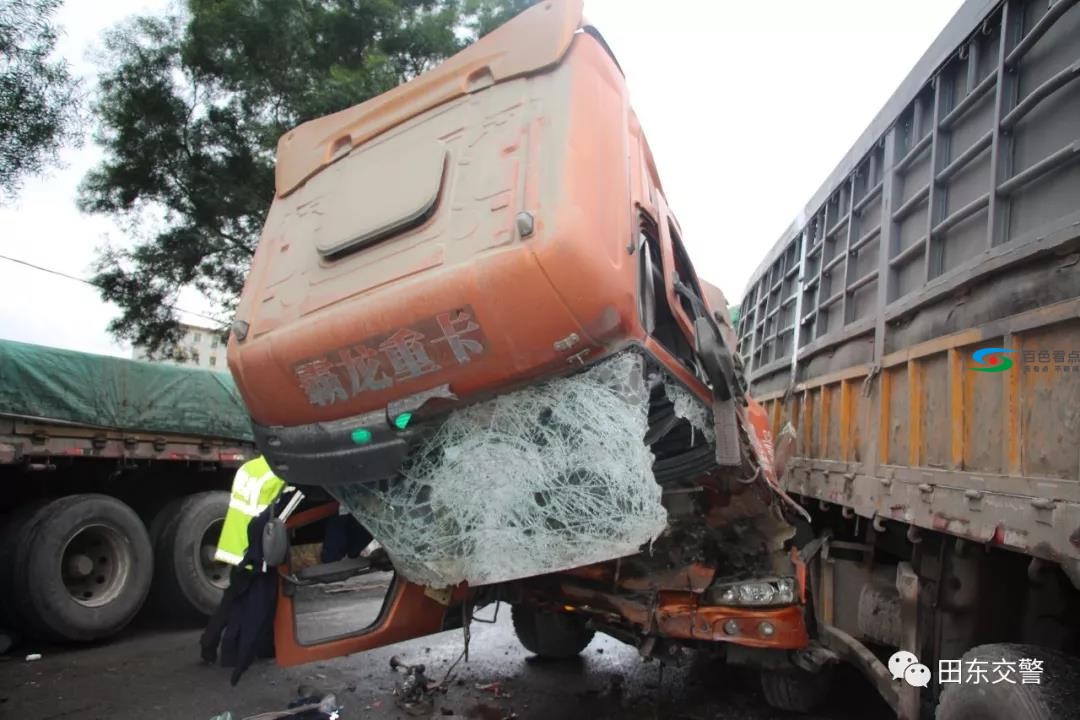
[229,0,817,690]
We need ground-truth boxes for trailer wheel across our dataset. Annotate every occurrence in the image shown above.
[0,503,46,631]
[511,605,595,659]
[936,644,1079,720]
[14,494,153,642]
[759,665,834,713]
[150,491,230,618]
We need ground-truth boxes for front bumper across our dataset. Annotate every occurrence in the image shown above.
[254,407,420,488]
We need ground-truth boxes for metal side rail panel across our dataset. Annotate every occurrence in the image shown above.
[739,0,1080,560]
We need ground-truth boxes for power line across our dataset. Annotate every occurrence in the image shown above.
[0,253,224,325]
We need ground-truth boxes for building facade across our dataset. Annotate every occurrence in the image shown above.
[131,323,229,369]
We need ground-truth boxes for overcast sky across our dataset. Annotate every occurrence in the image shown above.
[0,0,964,358]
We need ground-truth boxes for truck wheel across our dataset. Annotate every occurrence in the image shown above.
[759,665,834,713]
[14,494,153,642]
[150,491,230,618]
[511,605,595,659]
[936,644,1079,720]
[0,503,46,631]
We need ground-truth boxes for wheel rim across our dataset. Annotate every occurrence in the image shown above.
[197,519,229,591]
[60,524,132,607]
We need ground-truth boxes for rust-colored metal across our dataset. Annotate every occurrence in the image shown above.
[230,2,667,430]
[948,348,965,470]
[839,379,852,461]
[654,594,807,648]
[818,385,831,460]
[286,501,339,530]
[1003,332,1021,476]
[557,584,808,650]
[274,579,459,667]
[643,337,712,403]
[274,502,467,667]
[559,562,716,593]
[880,328,983,369]
[802,390,814,458]
[0,418,255,468]
[878,370,891,465]
[790,393,802,455]
[790,545,808,604]
[770,397,783,440]
[907,359,922,467]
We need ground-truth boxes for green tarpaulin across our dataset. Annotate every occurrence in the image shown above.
[0,339,254,441]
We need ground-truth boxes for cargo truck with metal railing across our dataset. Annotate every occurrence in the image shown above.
[738,0,1080,717]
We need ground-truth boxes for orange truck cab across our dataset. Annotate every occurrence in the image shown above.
[229,0,826,712]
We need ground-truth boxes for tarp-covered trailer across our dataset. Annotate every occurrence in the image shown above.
[0,339,256,643]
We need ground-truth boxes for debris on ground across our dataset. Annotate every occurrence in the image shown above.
[210,686,342,720]
[474,681,512,699]
[24,654,41,662]
[390,655,439,716]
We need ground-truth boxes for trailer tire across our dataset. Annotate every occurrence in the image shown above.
[936,644,1079,720]
[511,605,594,659]
[0,503,46,631]
[150,491,230,618]
[759,665,834,713]
[14,494,153,642]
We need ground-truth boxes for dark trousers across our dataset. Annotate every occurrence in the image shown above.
[200,566,273,665]
[321,514,373,563]
[200,566,244,664]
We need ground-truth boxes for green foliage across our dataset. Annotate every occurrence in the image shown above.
[82,0,535,353]
[0,0,80,199]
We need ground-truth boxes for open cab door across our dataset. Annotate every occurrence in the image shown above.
[273,502,469,666]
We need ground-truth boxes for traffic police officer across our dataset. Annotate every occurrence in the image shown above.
[201,455,286,664]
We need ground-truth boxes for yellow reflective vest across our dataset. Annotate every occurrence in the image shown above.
[215,456,286,566]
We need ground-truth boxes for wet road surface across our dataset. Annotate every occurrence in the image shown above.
[0,584,893,720]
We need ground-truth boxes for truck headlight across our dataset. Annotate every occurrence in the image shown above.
[710,577,796,606]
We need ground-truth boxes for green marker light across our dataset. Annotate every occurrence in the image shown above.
[351,427,373,445]
[394,412,412,430]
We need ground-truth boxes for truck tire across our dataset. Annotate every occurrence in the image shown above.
[13,494,153,642]
[0,503,46,631]
[936,644,1079,720]
[511,604,595,659]
[150,491,230,618]
[759,666,834,713]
